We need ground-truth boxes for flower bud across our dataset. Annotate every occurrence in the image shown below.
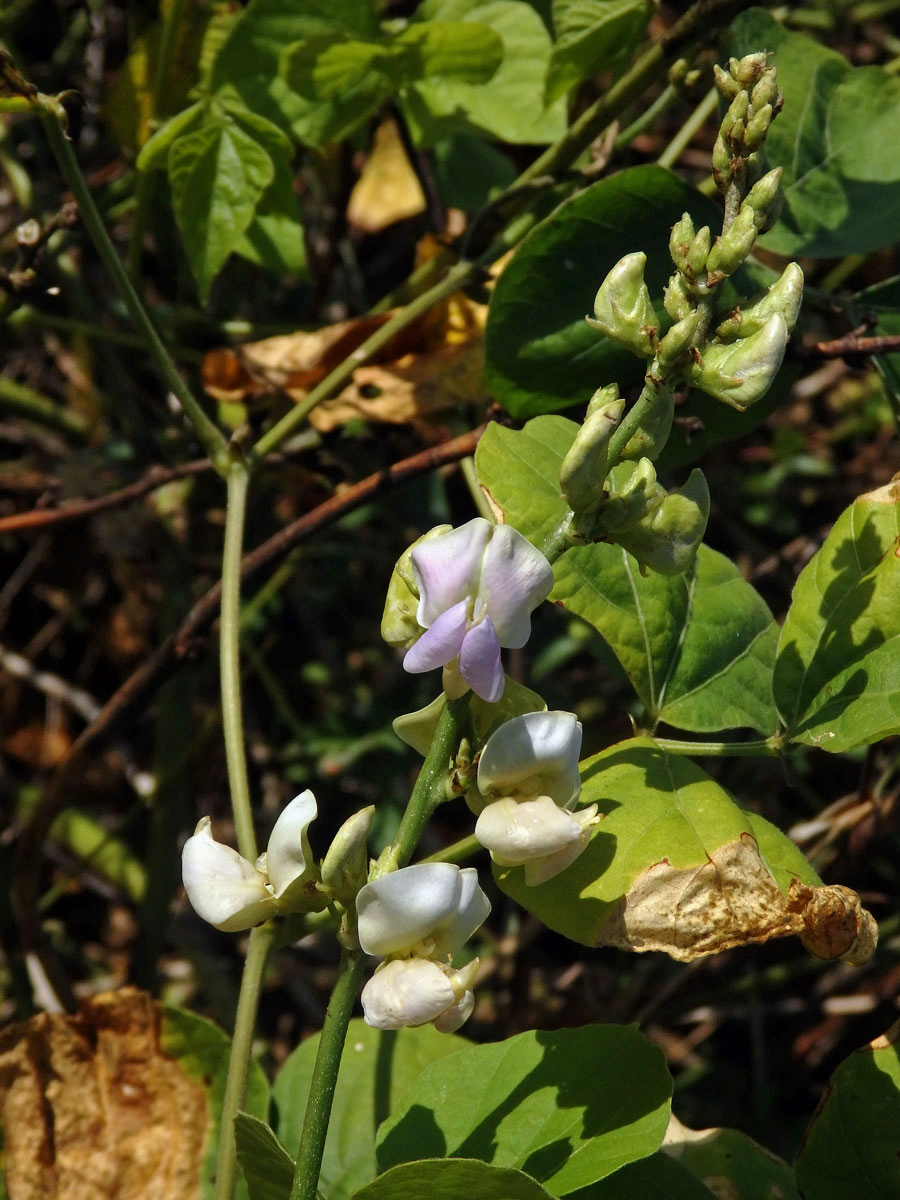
[560,397,625,516]
[690,313,788,410]
[714,62,741,100]
[615,468,710,576]
[587,251,658,359]
[687,226,711,277]
[361,957,479,1032]
[669,213,695,274]
[743,102,772,151]
[586,382,620,417]
[744,167,782,231]
[656,309,701,369]
[618,389,674,463]
[717,263,804,342]
[663,274,693,322]
[321,806,374,905]
[721,91,749,144]
[597,458,662,533]
[751,72,779,110]
[735,52,769,88]
[706,206,757,280]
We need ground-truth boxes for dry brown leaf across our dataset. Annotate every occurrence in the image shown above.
[3,719,72,768]
[596,833,877,964]
[0,988,207,1200]
[346,119,427,233]
[202,289,487,431]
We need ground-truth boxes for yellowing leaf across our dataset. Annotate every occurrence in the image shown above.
[346,119,427,233]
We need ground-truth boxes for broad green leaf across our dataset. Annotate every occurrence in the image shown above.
[272,1019,467,1200]
[403,0,566,146]
[159,1005,270,1200]
[377,1024,672,1194]
[235,1114,294,1200]
[728,9,900,257]
[773,480,900,751]
[574,1151,715,1198]
[475,418,780,734]
[432,134,516,211]
[483,167,724,418]
[50,807,147,901]
[495,738,828,959]
[280,36,392,143]
[396,21,504,84]
[545,0,651,105]
[663,1118,799,1200]
[168,119,275,299]
[794,1020,900,1199]
[352,1159,555,1199]
[136,100,206,172]
[209,0,379,138]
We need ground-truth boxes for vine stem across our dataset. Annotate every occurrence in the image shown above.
[220,456,257,862]
[289,946,366,1200]
[653,736,782,757]
[36,104,228,469]
[606,374,676,469]
[214,923,275,1200]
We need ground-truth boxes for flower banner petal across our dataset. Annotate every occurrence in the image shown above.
[412,518,492,627]
[478,524,553,646]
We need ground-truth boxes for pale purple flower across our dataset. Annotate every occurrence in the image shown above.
[402,518,553,703]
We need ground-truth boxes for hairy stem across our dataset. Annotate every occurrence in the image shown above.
[290,946,366,1200]
[37,105,228,468]
[214,923,275,1200]
[220,457,257,862]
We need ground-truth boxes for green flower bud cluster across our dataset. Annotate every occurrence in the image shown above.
[712,53,783,197]
[587,252,658,358]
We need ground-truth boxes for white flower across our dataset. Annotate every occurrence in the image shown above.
[402,518,553,703]
[182,790,319,931]
[473,711,599,885]
[357,862,490,1032]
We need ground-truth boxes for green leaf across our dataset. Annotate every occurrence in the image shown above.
[376,1024,672,1194]
[662,1119,799,1200]
[168,118,275,300]
[545,0,651,105]
[137,100,207,171]
[209,0,380,138]
[432,134,517,211]
[494,738,823,958]
[235,1114,294,1200]
[483,167,725,418]
[475,418,780,733]
[159,1005,270,1200]
[352,1159,556,1199]
[794,1020,900,1199]
[280,35,392,143]
[402,0,566,146]
[728,8,900,257]
[396,21,504,84]
[773,480,900,751]
[272,1019,467,1200]
[574,1151,715,1198]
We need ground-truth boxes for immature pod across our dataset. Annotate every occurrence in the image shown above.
[690,313,788,410]
[587,251,658,358]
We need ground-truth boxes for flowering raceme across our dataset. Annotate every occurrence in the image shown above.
[401,518,553,703]
[472,711,599,885]
[357,862,490,1032]
[182,790,324,930]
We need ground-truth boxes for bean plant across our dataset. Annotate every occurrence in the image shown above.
[2,4,900,1200]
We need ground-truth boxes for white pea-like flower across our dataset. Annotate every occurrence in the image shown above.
[182,790,320,931]
[402,518,553,703]
[473,711,599,885]
[357,862,490,1032]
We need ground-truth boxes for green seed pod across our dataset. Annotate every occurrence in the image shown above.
[690,313,789,410]
[321,806,374,906]
[657,309,702,368]
[587,251,658,358]
[615,468,710,576]
[560,397,625,515]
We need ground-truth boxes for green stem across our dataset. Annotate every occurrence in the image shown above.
[290,946,366,1200]
[606,373,675,468]
[37,104,228,469]
[653,735,782,757]
[251,260,474,460]
[214,923,275,1200]
[220,457,257,862]
[0,374,90,438]
[614,85,677,152]
[420,833,482,865]
[657,86,719,169]
[374,696,470,878]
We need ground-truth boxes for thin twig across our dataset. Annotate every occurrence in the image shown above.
[794,333,900,360]
[10,426,484,1008]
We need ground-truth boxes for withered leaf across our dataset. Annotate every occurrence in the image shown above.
[0,988,207,1199]
[495,739,877,965]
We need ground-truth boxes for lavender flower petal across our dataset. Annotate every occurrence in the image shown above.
[459,615,503,702]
